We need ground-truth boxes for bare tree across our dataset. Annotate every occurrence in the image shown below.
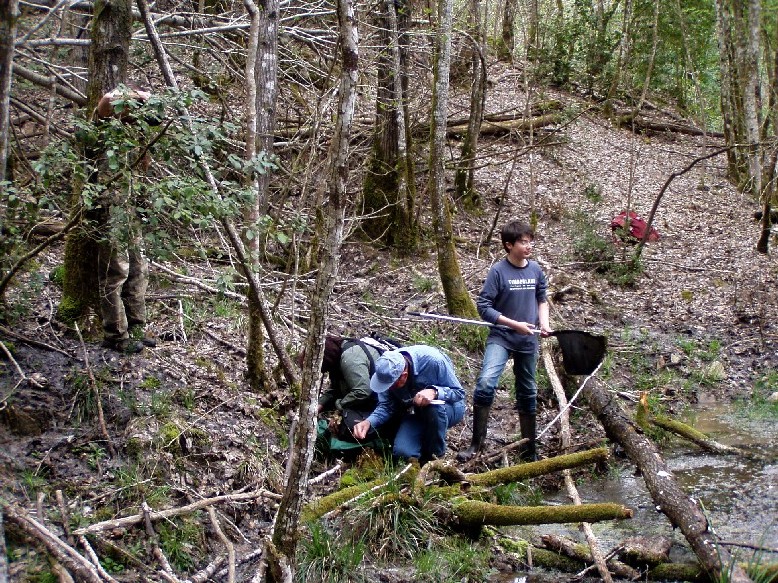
[453,0,486,208]
[498,0,517,61]
[244,0,279,391]
[427,0,477,318]
[266,0,358,577]
[0,0,19,185]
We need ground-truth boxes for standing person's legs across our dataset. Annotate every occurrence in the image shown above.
[457,343,511,461]
[512,351,537,414]
[513,351,538,460]
[123,239,148,331]
[98,241,130,344]
[473,343,512,407]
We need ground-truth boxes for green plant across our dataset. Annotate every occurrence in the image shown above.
[408,325,452,351]
[415,536,493,582]
[568,210,616,267]
[583,183,602,203]
[296,521,367,582]
[734,370,778,419]
[413,274,436,293]
[20,469,49,498]
[100,557,125,574]
[84,443,108,471]
[140,376,162,390]
[174,387,197,410]
[150,389,172,418]
[157,515,204,573]
[455,326,487,353]
[343,479,444,561]
[257,407,289,448]
[492,481,543,506]
[604,258,644,287]
[67,369,99,423]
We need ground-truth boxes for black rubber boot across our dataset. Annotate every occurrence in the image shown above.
[456,404,491,462]
[518,412,537,462]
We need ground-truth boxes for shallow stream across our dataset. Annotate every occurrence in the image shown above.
[493,403,777,582]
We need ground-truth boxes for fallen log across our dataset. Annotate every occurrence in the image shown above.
[304,448,610,521]
[3,503,105,583]
[583,378,753,583]
[447,112,563,138]
[542,345,613,582]
[467,447,609,487]
[650,415,744,455]
[612,111,725,139]
[454,500,633,527]
[541,534,640,580]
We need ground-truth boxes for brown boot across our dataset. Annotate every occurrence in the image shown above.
[456,405,491,462]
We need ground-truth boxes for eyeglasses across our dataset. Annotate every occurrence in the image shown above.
[517,240,535,247]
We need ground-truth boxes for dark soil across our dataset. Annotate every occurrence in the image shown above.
[2,61,777,581]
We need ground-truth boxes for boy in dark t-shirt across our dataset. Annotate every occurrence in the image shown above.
[457,220,553,462]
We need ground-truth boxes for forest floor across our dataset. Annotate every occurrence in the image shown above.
[1,60,777,581]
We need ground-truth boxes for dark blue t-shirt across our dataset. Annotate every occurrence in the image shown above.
[476,258,547,354]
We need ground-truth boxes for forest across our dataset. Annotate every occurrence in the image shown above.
[1,0,777,581]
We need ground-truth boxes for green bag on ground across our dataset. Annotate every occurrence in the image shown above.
[315,419,391,460]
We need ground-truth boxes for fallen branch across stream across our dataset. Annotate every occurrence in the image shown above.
[584,378,753,582]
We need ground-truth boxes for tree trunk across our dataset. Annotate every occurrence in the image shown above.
[361,0,416,251]
[583,377,753,583]
[714,0,748,185]
[0,0,19,185]
[427,0,477,318]
[453,0,486,208]
[244,0,278,391]
[497,0,516,61]
[60,0,133,325]
[267,0,357,577]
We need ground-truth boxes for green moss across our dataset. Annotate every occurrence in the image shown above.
[57,295,85,325]
[49,265,66,287]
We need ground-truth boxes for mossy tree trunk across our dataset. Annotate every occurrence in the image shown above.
[60,0,132,325]
[0,0,19,186]
[427,0,477,318]
[496,0,516,61]
[267,0,356,578]
[244,0,279,391]
[361,0,417,252]
[453,0,486,209]
[454,500,632,528]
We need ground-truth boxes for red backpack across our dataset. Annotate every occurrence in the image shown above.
[611,210,660,243]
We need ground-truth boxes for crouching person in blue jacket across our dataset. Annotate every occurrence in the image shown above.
[352,345,465,464]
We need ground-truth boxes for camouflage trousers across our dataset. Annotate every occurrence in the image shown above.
[98,236,148,343]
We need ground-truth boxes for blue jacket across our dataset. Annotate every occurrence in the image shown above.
[366,345,465,429]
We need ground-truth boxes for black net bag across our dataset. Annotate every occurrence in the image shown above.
[553,330,607,375]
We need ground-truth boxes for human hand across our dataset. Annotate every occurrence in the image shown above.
[513,321,537,335]
[413,387,438,407]
[353,419,371,440]
[540,325,554,338]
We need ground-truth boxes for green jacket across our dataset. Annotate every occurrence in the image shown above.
[318,342,381,413]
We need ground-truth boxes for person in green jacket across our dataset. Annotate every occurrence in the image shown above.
[317,335,390,441]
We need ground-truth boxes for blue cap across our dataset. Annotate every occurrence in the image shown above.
[370,350,406,393]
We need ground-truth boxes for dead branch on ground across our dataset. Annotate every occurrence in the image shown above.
[542,345,613,582]
[583,377,753,582]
